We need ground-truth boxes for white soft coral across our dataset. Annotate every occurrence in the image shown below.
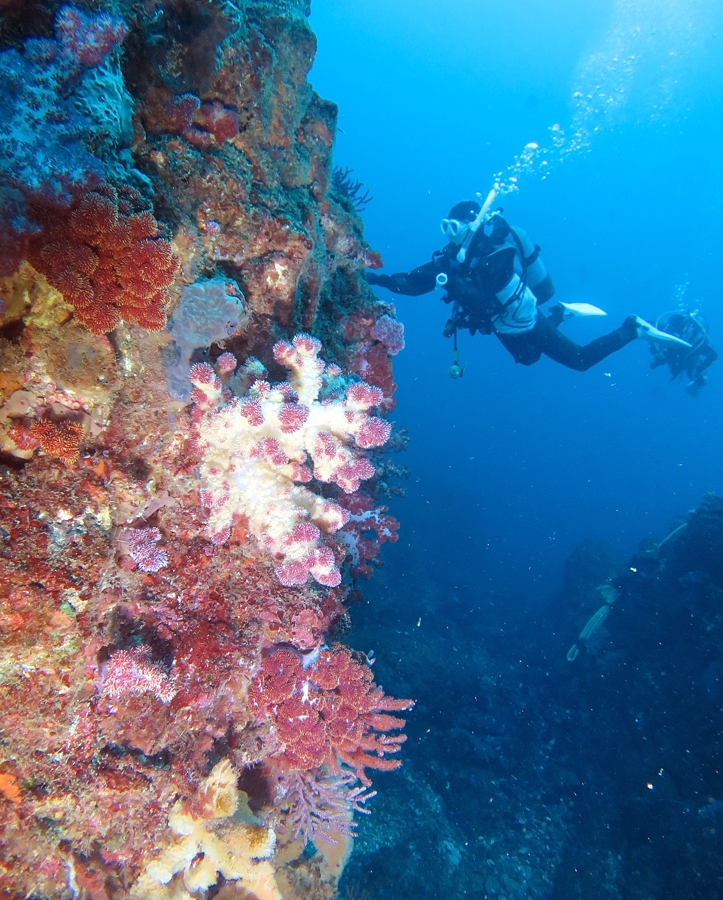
[191,334,391,587]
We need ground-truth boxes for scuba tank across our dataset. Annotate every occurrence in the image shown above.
[655,310,708,352]
[509,225,554,303]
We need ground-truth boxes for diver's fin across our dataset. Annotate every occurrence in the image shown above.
[559,302,608,318]
[633,316,692,347]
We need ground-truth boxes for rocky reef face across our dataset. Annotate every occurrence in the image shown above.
[0,3,408,897]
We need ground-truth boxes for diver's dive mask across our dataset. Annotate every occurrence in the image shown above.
[440,218,471,244]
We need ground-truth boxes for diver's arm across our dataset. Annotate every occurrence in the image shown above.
[364,258,441,296]
[529,265,555,304]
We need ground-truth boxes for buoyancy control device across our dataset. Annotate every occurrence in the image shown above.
[436,213,553,337]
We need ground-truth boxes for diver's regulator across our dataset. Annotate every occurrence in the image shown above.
[436,272,464,378]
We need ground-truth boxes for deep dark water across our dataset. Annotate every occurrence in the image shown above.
[336,497,723,899]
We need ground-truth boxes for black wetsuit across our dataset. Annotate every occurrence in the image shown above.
[496,313,638,371]
[649,313,718,394]
[366,216,638,371]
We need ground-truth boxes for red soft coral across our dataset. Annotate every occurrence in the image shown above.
[163,93,239,147]
[249,644,413,785]
[55,5,128,68]
[28,185,179,334]
[30,419,84,464]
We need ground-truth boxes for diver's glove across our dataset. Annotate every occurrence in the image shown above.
[362,270,390,287]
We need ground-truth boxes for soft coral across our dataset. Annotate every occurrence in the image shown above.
[27,185,178,333]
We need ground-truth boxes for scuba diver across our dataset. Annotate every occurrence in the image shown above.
[364,199,681,372]
[648,311,717,396]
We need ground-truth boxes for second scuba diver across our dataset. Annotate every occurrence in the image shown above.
[649,311,717,395]
[365,199,676,372]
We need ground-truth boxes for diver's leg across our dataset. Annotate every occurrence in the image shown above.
[494,331,543,366]
[532,314,638,372]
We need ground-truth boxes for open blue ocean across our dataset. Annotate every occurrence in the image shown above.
[311,2,723,896]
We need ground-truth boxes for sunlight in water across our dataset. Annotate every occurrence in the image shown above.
[490,0,710,199]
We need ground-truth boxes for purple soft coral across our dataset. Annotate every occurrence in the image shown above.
[277,769,376,845]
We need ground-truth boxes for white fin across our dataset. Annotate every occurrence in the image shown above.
[634,316,692,347]
[560,302,608,317]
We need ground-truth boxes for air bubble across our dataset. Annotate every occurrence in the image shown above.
[485,0,706,202]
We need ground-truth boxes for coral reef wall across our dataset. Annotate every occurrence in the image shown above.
[0,2,409,897]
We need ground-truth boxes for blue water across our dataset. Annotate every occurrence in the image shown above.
[311,0,723,597]
[308,2,723,896]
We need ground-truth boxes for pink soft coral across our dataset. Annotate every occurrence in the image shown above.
[191,334,393,587]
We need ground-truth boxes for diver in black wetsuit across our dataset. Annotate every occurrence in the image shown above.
[649,311,717,395]
[364,199,654,372]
